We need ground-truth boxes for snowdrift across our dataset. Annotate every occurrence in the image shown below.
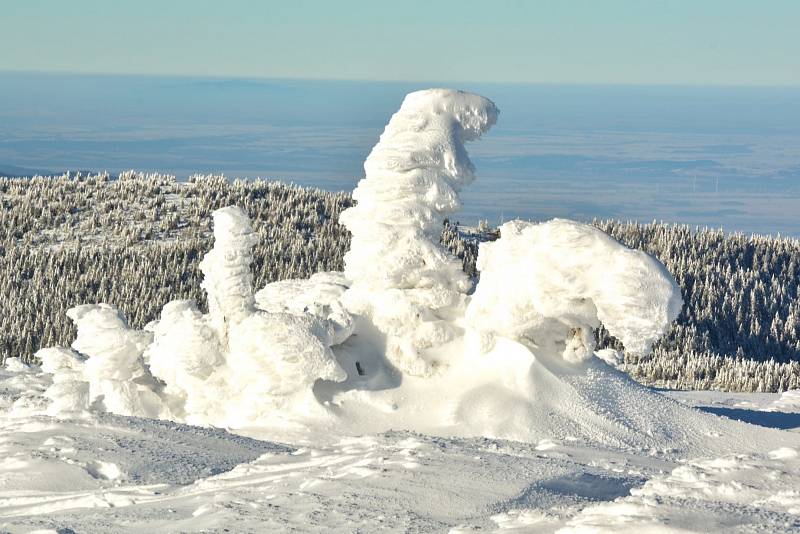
[29,88,788,455]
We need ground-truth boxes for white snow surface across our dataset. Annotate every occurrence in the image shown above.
[3,364,800,533]
[4,89,800,532]
[466,219,683,362]
[339,88,498,376]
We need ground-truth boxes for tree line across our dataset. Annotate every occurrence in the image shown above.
[2,172,799,392]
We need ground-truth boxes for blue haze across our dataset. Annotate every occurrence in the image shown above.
[1,72,799,236]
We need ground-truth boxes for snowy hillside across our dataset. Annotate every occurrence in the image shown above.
[2,89,800,533]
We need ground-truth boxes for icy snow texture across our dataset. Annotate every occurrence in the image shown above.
[145,206,346,426]
[199,206,258,334]
[339,89,499,375]
[38,305,161,418]
[466,219,683,362]
[255,272,354,347]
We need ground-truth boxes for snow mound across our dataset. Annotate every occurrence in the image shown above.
[33,89,716,451]
[339,88,498,376]
[466,219,683,362]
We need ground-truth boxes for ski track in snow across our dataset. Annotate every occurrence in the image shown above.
[2,365,800,533]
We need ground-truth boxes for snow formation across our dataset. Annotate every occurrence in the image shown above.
[39,305,159,418]
[36,88,686,443]
[146,206,347,427]
[42,206,347,428]
[339,89,498,376]
[466,219,683,362]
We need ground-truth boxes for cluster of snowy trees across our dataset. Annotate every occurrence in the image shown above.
[1,172,351,362]
[596,220,800,391]
[626,349,800,392]
[2,172,799,391]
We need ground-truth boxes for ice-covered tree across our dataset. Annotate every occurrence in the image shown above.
[339,89,498,375]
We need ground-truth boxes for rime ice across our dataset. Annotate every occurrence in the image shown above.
[339,89,499,375]
[466,219,683,362]
[36,89,684,440]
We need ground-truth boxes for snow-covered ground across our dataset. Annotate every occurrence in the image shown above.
[3,89,800,533]
[2,362,799,533]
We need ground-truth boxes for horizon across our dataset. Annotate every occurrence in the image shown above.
[4,69,800,90]
[2,72,799,237]
[3,0,800,86]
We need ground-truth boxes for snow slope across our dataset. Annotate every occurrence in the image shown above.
[3,89,800,533]
[2,365,799,533]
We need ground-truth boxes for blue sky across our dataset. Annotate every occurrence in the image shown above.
[2,0,799,85]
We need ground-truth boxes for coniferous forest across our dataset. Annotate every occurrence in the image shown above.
[3,172,799,392]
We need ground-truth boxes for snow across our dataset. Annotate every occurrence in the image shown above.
[339,88,498,376]
[768,390,800,414]
[144,206,347,427]
[2,368,799,533]
[466,219,683,362]
[552,449,800,533]
[3,88,800,532]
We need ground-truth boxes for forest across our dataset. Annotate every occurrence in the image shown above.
[3,172,799,391]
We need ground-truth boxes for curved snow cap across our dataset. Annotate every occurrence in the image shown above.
[340,89,498,288]
[338,89,498,375]
[466,219,683,362]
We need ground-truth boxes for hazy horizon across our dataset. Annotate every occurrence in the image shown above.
[5,69,800,89]
[2,71,799,236]
[4,1,799,86]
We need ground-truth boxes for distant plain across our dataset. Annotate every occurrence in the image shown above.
[2,72,799,236]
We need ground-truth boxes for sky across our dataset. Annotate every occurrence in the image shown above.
[2,0,799,86]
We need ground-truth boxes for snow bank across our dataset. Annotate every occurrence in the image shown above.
[339,89,498,376]
[466,219,683,362]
